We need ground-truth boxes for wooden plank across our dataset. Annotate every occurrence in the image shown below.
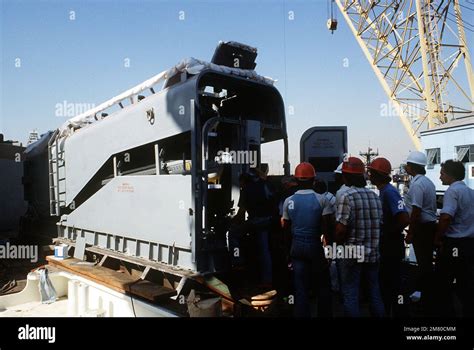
[47,256,136,294]
[54,237,196,278]
[194,275,233,302]
[126,280,176,302]
[46,256,175,302]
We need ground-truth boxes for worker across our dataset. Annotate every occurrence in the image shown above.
[368,157,409,317]
[281,162,334,317]
[403,151,437,316]
[256,163,270,180]
[278,175,299,258]
[278,176,299,216]
[334,162,350,203]
[313,179,336,244]
[314,179,336,211]
[332,162,349,294]
[313,178,339,296]
[335,157,385,317]
[434,160,474,317]
[273,176,299,296]
[229,167,277,289]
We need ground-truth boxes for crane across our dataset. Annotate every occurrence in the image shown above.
[330,0,474,150]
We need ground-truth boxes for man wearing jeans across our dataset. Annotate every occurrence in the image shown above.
[434,160,474,317]
[281,162,334,317]
[335,157,385,317]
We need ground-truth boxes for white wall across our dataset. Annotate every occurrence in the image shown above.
[422,125,474,192]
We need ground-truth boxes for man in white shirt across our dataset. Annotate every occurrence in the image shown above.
[434,160,474,317]
[334,162,350,203]
[404,151,437,316]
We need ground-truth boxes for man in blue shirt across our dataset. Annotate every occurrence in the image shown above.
[434,160,474,317]
[282,162,334,317]
[368,157,409,317]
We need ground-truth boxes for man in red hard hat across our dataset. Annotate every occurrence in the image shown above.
[281,162,334,317]
[368,157,409,317]
[335,157,385,317]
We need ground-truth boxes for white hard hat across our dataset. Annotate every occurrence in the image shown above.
[334,162,343,174]
[406,151,427,166]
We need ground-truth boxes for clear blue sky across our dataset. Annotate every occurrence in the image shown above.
[2,0,470,170]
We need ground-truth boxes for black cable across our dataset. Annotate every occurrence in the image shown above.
[459,4,474,12]
[121,259,142,317]
[129,275,145,317]
[282,0,288,114]
[448,18,474,31]
[446,14,474,32]
[130,287,137,317]
[447,12,474,27]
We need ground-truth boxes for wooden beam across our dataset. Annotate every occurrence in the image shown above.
[46,256,176,302]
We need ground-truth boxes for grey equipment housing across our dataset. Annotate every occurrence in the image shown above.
[49,43,289,276]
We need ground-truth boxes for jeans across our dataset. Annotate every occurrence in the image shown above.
[290,235,332,318]
[229,216,273,285]
[337,259,385,317]
[434,237,474,317]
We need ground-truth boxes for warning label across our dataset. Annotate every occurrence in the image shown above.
[117,183,134,193]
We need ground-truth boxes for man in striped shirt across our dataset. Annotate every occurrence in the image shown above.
[335,157,385,317]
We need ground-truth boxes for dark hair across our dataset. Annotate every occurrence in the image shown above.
[282,175,297,185]
[441,160,465,181]
[343,173,367,188]
[297,178,314,189]
[335,172,344,186]
[407,162,426,175]
[369,169,391,184]
[313,180,328,194]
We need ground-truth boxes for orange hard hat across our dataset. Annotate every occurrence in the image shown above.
[368,157,392,176]
[295,162,316,180]
[342,157,365,174]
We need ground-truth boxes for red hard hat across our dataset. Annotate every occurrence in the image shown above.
[368,157,392,176]
[295,162,316,180]
[342,157,365,174]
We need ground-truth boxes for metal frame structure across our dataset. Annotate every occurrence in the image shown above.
[336,0,474,150]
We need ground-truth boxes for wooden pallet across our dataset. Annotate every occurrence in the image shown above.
[46,256,176,302]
